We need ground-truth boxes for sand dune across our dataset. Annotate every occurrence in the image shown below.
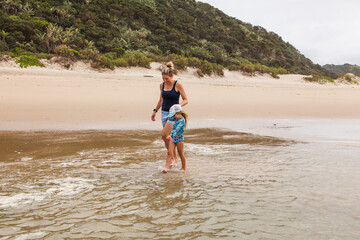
[1,61,360,130]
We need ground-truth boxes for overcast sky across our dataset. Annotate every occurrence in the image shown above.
[199,0,360,66]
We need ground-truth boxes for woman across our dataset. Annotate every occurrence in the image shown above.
[151,62,188,164]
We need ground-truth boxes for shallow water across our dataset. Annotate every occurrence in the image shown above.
[0,126,359,239]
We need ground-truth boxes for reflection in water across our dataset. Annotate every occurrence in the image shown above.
[0,129,359,239]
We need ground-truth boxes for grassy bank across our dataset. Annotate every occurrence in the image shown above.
[1,48,290,78]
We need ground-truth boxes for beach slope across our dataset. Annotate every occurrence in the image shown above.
[1,62,359,130]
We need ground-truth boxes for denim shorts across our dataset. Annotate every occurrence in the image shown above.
[161,110,175,126]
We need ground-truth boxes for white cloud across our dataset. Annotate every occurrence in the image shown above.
[198,0,360,65]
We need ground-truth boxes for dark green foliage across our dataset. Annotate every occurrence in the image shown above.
[187,57,202,68]
[199,60,213,76]
[195,60,224,77]
[0,0,331,75]
[91,56,115,70]
[123,51,151,68]
[114,58,129,68]
[323,64,360,78]
[54,45,77,59]
[212,63,224,76]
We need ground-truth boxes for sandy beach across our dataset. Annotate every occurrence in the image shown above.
[1,61,360,240]
[1,61,360,130]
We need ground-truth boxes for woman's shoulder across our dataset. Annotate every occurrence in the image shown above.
[175,80,184,91]
[175,80,183,86]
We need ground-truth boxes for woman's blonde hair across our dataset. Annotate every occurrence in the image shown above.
[160,62,175,77]
[180,110,188,129]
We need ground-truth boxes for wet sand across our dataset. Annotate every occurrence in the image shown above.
[1,62,360,130]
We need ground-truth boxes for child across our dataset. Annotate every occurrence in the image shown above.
[162,104,188,173]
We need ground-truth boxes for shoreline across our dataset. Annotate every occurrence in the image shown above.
[1,118,359,144]
[1,62,360,131]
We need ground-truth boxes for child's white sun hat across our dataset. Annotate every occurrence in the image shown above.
[168,104,182,117]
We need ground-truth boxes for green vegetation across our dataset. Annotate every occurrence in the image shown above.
[228,59,287,78]
[323,64,360,78]
[303,74,335,84]
[5,48,46,68]
[0,0,334,77]
[337,73,360,85]
[16,55,44,68]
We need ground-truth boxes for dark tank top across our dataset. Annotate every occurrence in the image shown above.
[162,80,180,111]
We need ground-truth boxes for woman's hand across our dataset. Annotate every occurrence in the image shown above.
[151,111,156,121]
[166,135,171,141]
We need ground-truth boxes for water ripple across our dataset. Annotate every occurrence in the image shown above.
[0,129,359,239]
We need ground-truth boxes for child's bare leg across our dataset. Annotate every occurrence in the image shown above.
[177,142,186,170]
[163,141,176,173]
[172,147,178,165]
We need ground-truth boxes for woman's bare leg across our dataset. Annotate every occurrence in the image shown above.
[163,141,176,173]
[161,122,178,164]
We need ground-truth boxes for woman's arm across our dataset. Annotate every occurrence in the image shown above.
[176,82,188,107]
[151,83,163,121]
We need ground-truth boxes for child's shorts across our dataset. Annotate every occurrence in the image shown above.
[161,111,176,126]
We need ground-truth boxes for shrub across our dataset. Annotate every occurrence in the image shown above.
[36,53,53,60]
[146,45,162,55]
[124,51,151,68]
[16,55,44,68]
[196,69,204,77]
[269,71,280,79]
[114,58,129,68]
[104,52,118,60]
[267,67,287,79]
[240,63,256,75]
[114,48,125,56]
[91,56,115,70]
[254,63,267,74]
[276,67,288,74]
[344,74,352,82]
[188,57,202,68]
[228,64,241,71]
[212,63,224,76]
[49,56,73,68]
[32,19,49,28]
[54,45,75,58]
[337,73,360,84]
[78,48,101,61]
[303,74,334,84]
[199,60,213,76]
[9,48,31,58]
[189,46,213,60]
[228,62,287,78]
